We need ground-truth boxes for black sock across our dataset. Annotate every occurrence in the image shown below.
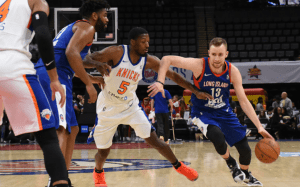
[53,184,68,187]
[172,160,181,169]
[225,155,236,167]
[68,178,72,185]
[242,169,249,178]
[95,168,104,173]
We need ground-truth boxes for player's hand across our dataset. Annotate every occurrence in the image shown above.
[194,91,214,100]
[86,84,97,103]
[96,62,111,77]
[91,76,106,89]
[50,80,66,108]
[147,82,165,98]
[258,127,275,141]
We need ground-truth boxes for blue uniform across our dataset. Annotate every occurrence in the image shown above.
[191,57,246,146]
[150,89,172,114]
[35,20,92,133]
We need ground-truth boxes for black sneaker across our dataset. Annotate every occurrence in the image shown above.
[244,171,263,186]
[227,161,246,183]
[46,177,52,187]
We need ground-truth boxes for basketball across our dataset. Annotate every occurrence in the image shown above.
[255,138,280,164]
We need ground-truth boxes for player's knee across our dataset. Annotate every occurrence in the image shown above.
[235,137,252,165]
[71,126,79,135]
[35,127,58,146]
[206,125,227,155]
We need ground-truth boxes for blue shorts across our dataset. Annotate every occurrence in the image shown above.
[36,66,77,133]
[192,108,246,147]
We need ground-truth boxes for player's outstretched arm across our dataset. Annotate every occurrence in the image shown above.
[231,65,274,140]
[83,46,122,76]
[29,0,66,107]
[147,55,212,100]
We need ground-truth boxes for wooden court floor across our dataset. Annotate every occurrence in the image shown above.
[0,140,300,187]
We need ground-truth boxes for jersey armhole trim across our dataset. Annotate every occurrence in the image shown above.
[229,62,232,83]
[112,45,125,68]
[142,55,148,80]
[192,58,206,89]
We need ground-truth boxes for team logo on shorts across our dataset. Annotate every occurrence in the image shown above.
[0,159,191,176]
[60,114,64,122]
[142,69,158,83]
[124,96,127,101]
[41,109,51,120]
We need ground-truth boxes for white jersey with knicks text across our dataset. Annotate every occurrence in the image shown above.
[0,0,35,80]
[101,45,146,105]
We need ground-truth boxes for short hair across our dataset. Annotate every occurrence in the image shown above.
[79,0,110,19]
[209,37,227,50]
[128,27,148,41]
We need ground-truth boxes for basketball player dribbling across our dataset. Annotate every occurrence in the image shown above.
[149,37,275,186]
[83,27,212,186]
[0,0,69,186]
[33,0,109,186]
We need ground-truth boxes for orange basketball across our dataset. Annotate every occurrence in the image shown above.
[255,138,280,164]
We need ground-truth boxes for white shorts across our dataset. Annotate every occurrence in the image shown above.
[0,75,55,136]
[94,92,151,149]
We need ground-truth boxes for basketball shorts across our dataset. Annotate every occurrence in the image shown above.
[0,74,55,136]
[94,92,151,149]
[36,66,77,133]
[192,108,246,147]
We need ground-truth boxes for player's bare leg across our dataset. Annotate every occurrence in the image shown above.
[93,148,110,187]
[65,126,79,169]
[57,126,69,158]
[144,131,198,181]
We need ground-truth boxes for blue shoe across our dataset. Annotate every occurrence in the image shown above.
[87,125,95,144]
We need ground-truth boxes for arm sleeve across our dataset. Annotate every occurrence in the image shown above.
[31,11,56,70]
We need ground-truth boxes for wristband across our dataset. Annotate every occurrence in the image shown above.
[156,80,164,85]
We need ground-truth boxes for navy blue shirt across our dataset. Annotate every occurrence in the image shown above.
[151,89,172,113]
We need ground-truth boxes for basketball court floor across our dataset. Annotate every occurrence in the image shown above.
[0,140,299,187]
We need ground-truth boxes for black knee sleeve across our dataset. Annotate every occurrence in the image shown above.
[234,136,252,165]
[206,125,228,155]
[35,128,68,183]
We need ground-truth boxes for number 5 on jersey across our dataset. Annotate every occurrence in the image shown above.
[117,81,130,95]
[0,0,12,23]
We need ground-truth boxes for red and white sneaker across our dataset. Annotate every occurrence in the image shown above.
[174,161,199,181]
[93,168,107,187]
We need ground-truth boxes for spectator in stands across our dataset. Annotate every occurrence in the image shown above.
[249,100,255,109]
[292,102,299,116]
[270,107,286,139]
[151,89,173,143]
[187,99,193,109]
[179,98,188,118]
[258,110,269,120]
[141,97,151,117]
[234,106,251,136]
[255,97,264,112]
[280,92,293,116]
[172,95,180,117]
[79,97,84,114]
[229,96,236,112]
[272,95,281,109]
[266,106,274,119]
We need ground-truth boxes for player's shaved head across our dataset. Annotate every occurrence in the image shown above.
[128,27,148,41]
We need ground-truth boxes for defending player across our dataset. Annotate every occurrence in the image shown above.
[0,0,68,186]
[83,27,212,186]
[34,0,109,186]
[148,37,275,186]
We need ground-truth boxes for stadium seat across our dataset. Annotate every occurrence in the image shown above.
[261,37,269,43]
[286,22,294,29]
[189,53,197,58]
[155,39,162,45]
[242,30,250,37]
[274,30,282,36]
[282,44,290,50]
[172,32,179,38]
[270,37,278,43]
[246,44,254,51]
[229,45,237,51]
[287,36,295,43]
[230,51,239,59]
[156,32,163,38]
[164,46,171,52]
[278,37,286,43]
[156,46,163,52]
[234,31,242,37]
[188,38,196,45]
[179,39,188,45]
[265,30,274,36]
[236,37,244,43]
[244,37,252,43]
[258,30,266,36]
[171,39,179,45]
[163,39,171,45]
[272,43,281,50]
[171,25,179,31]
[240,52,248,58]
[276,51,285,58]
[291,43,299,50]
[253,37,261,43]
[263,44,271,50]
[234,24,242,30]
[260,23,268,30]
[254,44,263,50]
[267,51,275,58]
[286,51,294,58]
[243,24,251,30]
[228,38,235,44]
[180,32,187,38]
[277,23,285,29]
[164,32,172,38]
[251,23,259,30]
[188,46,197,52]
[226,24,234,30]
[258,51,266,58]
[292,29,299,36]
[172,46,180,52]
[237,44,245,51]
[283,30,291,36]
[250,30,258,37]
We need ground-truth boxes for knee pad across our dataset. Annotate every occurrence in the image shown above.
[206,125,227,155]
[35,127,58,146]
[234,136,251,165]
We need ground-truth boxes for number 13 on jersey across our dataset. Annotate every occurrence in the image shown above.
[117,81,130,95]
